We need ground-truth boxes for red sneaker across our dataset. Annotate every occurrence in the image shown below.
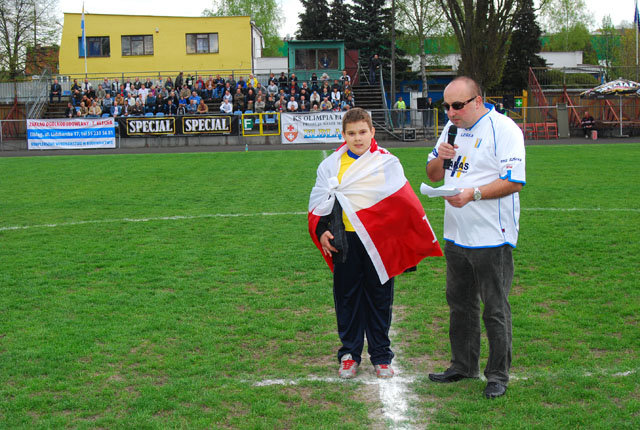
[339,354,358,379]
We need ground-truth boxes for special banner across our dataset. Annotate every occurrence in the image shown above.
[27,118,116,150]
[118,115,238,137]
[281,112,345,144]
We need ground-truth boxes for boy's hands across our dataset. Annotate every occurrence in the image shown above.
[319,231,339,256]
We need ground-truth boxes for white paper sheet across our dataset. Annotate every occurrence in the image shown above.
[420,183,461,198]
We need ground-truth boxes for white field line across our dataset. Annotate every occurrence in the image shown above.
[252,367,637,387]
[0,212,307,232]
[1,206,638,233]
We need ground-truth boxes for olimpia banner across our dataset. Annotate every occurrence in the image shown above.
[27,118,116,150]
[281,112,346,144]
[118,115,239,137]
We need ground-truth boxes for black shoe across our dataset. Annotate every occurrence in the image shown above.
[428,368,477,383]
[484,382,507,399]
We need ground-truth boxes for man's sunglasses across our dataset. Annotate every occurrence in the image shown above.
[442,96,477,112]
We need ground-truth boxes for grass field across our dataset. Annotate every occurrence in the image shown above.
[0,143,638,429]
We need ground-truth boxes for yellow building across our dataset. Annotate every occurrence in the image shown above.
[59,13,263,77]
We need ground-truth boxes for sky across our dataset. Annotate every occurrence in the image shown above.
[60,0,634,38]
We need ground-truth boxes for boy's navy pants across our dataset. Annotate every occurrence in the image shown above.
[333,232,394,366]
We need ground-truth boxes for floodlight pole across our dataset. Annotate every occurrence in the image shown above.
[390,0,396,109]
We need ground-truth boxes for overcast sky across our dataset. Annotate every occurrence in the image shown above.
[60,0,634,38]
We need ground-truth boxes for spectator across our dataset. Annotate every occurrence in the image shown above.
[274,95,287,112]
[121,99,131,117]
[145,92,157,113]
[131,99,144,116]
[342,95,355,111]
[340,70,351,87]
[78,101,88,117]
[71,79,81,93]
[581,111,595,139]
[222,89,233,104]
[331,87,341,108]
[267,72,277,86]
[255,95,265,113]
[310,72,318,88]
[278,72,288,90]
[175,72,184,89]
[177,103,187,116]
[102,77,110,91]
[138,84,149,104]
[96,84,106,103]
[168,90,179,106]
[154,94,165,114]
[102,92,114,111]
[64,102,77,118]
[237,76,247,92]
[247,73,258,88]
[145,77,153,89]
[245,88,256,105]
[180,84,191,100]
[50,79,62,103]
[185,74,194,90]
[189,90,201,106]
[111,78,120,96]
[299,95,309,112]
[320,97,332,111]
[265,95,276,112]
[164,76,174,91]
[114,92,124,107]
[133,77,142,90]
[220,99,233,114]
[197,99,209,114]
[369,54,381,84]
[227,75,236,92]
[72,89,83,107]
[110,101,122,118]
[88,100,102,117]
[310,90,320,106]
[393,96,407,128]
[287,96,298,112]
[186,99,197,114]
[165,98,178,115]
[332,79,342,92]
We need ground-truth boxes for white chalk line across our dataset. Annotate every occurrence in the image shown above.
[0,212,307,232]
[1,206,637,233]
[251,367,637,387]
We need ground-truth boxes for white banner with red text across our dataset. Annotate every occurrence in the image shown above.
[280,112,345,144]
[27,118,116,150]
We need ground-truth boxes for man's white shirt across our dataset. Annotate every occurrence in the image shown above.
[427,104,526,248]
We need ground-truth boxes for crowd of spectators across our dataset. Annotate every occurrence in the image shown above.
[55,70,356,118]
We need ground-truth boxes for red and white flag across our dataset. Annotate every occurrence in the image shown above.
[308,139,442,283]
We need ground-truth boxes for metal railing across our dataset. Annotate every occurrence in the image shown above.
[26,69,51,119]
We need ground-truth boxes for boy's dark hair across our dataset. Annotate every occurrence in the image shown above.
[342,107,372,132]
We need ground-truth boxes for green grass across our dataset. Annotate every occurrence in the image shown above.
[0,144,638,428]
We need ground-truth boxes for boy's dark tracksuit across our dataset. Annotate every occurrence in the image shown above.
[316,201,394,366]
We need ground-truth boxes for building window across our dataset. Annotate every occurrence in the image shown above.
[78,36,110,57]
[294,48,339,70]
[122,35,154,56]
[186,33,218,54]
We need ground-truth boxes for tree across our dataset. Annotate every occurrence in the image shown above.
[396,0,447,96]
[500,0,546,92]
[593,15,619,79]
[543,22,598,64]
[328,0,351,41]
[0,0,60,79]
[297,0,332,40]
[203,0,284,56]
[539,0,593,51]
[437,0,522,91]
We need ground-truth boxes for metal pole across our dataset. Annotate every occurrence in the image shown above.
[390,0,396,110]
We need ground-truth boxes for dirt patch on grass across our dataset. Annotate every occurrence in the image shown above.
[355,382,386,430]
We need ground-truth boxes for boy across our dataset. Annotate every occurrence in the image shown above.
[308,108,442,379]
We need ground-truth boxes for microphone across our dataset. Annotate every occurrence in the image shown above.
[443,125,457,170]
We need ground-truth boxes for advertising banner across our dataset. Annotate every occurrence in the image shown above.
[27,118,116,150]
[281,112,345,144]
[118,115,238,138]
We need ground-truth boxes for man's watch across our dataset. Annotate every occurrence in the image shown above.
[473,187,482,201]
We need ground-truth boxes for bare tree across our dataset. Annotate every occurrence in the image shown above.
[397,0,447,97]
[437,0,522,91]
[0,0,60,79]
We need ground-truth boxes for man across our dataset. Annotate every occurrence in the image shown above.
[50,79,62,103]
[64,102,77,118]
[581,111,595,139]
[110,101,122,118]
[393,96,406,129]
[426,76,525,399]
[424,97,435,128]
[369,54,381,84]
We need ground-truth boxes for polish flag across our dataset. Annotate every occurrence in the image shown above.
[308,139,443,283]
